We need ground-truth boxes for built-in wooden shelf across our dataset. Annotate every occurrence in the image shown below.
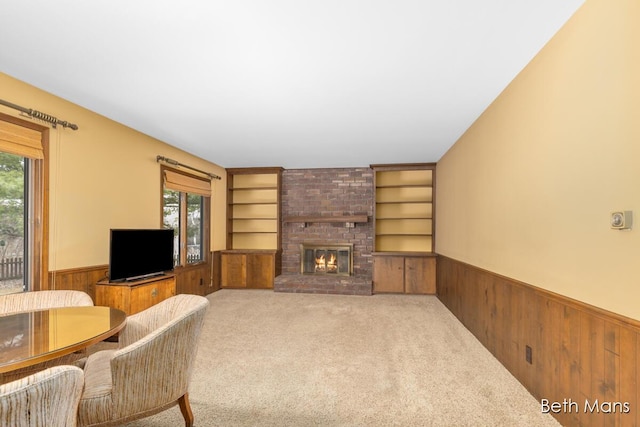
[224,168,283,290]
[229,202,278,205]
[376,232,433,236]
[370,163,437,295]
[226,167,283,250]
[229,186,278,190]
[371,163,435,253]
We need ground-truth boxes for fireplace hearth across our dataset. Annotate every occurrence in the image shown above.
[301,244,353,276]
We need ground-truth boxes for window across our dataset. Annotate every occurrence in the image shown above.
[186,193,204,263]
[0,152,26,293]
[0,114,47,294]
[162,167,210,267]
[162,188,181,266]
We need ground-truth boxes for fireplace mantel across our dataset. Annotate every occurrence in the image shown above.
[283,215,368,227]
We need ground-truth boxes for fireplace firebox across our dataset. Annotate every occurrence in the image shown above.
[301,244,353,276]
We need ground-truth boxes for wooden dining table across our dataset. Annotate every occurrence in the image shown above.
[0,306,126,374]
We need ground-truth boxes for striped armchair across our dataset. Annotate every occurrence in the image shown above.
[0,290,93,315]
[0,290,94,384]
[0,365,84,427]
[78,294,210,427]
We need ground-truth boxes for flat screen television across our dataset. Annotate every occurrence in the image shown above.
[108,228,174,282]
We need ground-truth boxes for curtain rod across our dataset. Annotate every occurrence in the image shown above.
[157,155,222,180]
[0,98,79,130]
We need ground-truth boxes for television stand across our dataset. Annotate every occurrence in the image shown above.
[95,274,176,315]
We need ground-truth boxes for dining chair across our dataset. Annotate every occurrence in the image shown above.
[0,365,84,427]
[77,294,209,427]
[0,290,94,384]
[0,290,94,315]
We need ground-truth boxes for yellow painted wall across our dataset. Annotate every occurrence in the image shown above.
[436,0,640,320]
[1,72,227,271]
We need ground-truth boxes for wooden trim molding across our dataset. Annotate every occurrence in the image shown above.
[436,255,640,427]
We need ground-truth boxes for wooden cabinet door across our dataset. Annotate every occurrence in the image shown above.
[404,257,436,294]
[176,267,208,296]
[130,278,176,314]
[373,256,404,293]
[221,253,246,288]
[246,253,274,289]
[95,284,129,313]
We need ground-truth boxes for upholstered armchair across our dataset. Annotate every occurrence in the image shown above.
[0,365,84,427]
[0,290,93,315]
[77,294,209,427]
[0,290,94,384]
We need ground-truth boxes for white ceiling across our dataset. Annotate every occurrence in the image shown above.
[1,1,583,169]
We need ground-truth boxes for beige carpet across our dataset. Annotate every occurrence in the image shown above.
[120,290,558,427]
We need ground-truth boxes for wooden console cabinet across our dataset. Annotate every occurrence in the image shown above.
[95,274,176,315]
[221,250,280,289]
[372,253,436,294]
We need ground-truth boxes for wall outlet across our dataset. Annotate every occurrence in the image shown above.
[525,345,533,364]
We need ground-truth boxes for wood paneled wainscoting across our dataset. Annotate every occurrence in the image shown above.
[48,252,219,302]
[48,265,107,301]
[437,256,640,427]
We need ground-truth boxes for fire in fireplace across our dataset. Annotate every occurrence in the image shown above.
[301,244,353,276]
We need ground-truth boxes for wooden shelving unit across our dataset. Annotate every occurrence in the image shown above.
[370,163,437,294]
[224,167,283,289]
[226,167,283,251]
[372,163,435,252]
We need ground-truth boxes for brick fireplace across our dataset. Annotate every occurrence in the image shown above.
[274,168,374,295]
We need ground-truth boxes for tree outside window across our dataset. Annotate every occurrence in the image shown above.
[186,194,203,264]
[0,152,26,294]
[1,115,47,294]
[162,189,181,266]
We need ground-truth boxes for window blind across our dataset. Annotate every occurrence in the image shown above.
[0,119,44,159]
[163,169,211,197]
